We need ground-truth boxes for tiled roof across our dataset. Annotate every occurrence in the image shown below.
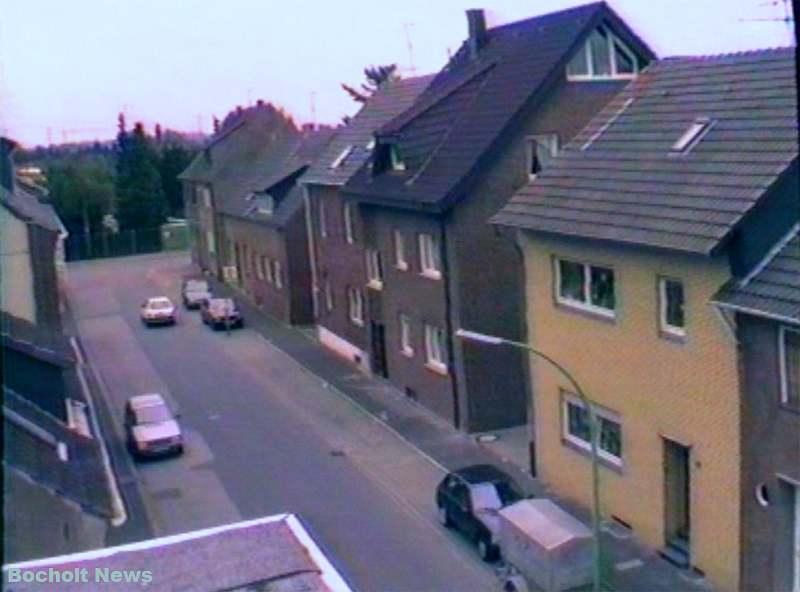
[302,74,435,187]
[1,183,64,234]
[343,2,654,211]
[493,47,798,254]
[714,224,800,324]
[1,311,76,367]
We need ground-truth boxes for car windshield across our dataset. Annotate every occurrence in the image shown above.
[149,298,172,310]
[470,482,503,512]
[210,299,234,312]
[186,280,208,292]
[135,403,172,424]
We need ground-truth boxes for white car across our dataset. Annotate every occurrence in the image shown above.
[124,393,183,458]
[140,296,177,326]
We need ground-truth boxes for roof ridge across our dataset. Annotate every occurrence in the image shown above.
[662,46,795,62]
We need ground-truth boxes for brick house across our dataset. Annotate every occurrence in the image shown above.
[1,137,67,332]
[714,225,800,591]
[301,75,434,370]
[494,47,797,589]
[341,4,654,431]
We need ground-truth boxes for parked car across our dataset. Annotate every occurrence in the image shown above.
[182,279,211,309]
[124,393,183,459]
[201,298,244,330]
[140,296,177,326]
[436,464,522,561]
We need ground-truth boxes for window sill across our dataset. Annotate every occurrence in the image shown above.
[420,270,442,281]
[659,328,686,344]
[401,348,414,358]
[366,280,383,291]
[555,299,616,324]
[396,263,409,272]
[425,361,448,376]
[350,318,364,327]
[561,437,623,474]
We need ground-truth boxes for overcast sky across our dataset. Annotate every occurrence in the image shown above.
[0,0,794,147]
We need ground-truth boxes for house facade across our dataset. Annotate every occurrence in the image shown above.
[714,226,800,592]
[494,48,798,589]
[342,4,654,431]
[301,75,434,371]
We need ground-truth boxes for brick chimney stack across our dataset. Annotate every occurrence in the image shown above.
[466,9,487,57]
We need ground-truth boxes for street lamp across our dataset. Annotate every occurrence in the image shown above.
[455,328,603,592]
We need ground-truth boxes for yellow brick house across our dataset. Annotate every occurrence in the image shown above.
[493,48,798,590]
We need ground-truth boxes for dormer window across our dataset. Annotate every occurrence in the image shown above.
[390,145,406,171]
[256,194,274,215]
[527,135,559,180]
[567,26,638,80]
[330,145,353,169]
[671,118,713,154]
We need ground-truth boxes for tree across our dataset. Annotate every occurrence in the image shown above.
[341,64,399,103]
[158,143,195,218]
[46,158,115,236]
[115,122,165,230]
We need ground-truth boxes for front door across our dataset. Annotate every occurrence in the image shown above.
[664,439,691,557]
[370,322,388,378]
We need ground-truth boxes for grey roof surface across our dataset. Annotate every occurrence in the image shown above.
[1,311,76,367]
[714,225,800,324]
[1,183,64,234]
[3,388,113,519]
[343,2,654,211]
[3,514,352,592]
[493,47,798,255]
[302,74,435,187]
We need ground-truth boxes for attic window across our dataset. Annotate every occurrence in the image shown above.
[567,26,638,80]
[330,145,353,169]
[390,145,406,171]
[256,194,275,215]
[671,118,713,154]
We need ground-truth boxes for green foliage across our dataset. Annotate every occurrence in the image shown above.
[44,156,115,235]
[341,64,399,103]
[115,122,165,230]
[158,143,194,218]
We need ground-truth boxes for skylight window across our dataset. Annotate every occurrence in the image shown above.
[671,118,713,154]
[330,145,354,169]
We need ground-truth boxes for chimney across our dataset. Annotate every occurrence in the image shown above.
[466,9,487,56]
[1,137,17,193]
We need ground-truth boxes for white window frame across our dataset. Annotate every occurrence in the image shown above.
[255,255,265,280]
[206,229,216,254]
[319,200,327,239]
[264,258,274,284]
[566,26,638,81]
[527,134,559,180]
[419,233,442,280]
[779,325,800,408]
[555,257,616,318]
[330,145,353,169]
[366,249,383,290]
[348,287,364,326]
[273,260,283,289]
[343,202,355,244]
[562,394,623,466]
[659,277,686,337]
[394,229,408,270]
[198,185,212,208]
[390,145,406,171]
[424,324,448,374]
[399,314,414,357]
[670,118,714,155]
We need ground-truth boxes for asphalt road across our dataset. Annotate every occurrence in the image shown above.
[66,252,501,592]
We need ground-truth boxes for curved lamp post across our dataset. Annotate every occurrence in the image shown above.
[455,329,603,592]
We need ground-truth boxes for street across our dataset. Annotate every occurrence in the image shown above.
[66,252,501,592]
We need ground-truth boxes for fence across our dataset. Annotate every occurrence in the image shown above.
[64,223,190,262]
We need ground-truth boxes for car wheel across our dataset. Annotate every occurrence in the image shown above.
[477,537,497,562]
[437,505,452,528]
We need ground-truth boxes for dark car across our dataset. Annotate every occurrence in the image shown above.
[182,279,211,309]
[436,464,522,561]
[201,298,244,330]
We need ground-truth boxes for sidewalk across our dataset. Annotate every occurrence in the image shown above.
[208,276,712,592]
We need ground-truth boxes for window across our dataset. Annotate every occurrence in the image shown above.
[394,230,408,270]
[273,260,283,289]
[563,395,622,465]
[366,249,383,289]
[659,278,685,336]
[330,145,353,169]
[259,256,269,281]
[256,194,274,215]
[348,287,364,326]
[366,138,376,150]
[419,233,442,279]
[198,185,212,207]
[324,278,334,312]
[318,200,327,238]
[566,26,638,80]
[424,324,447,373]
[556,258,615,316]
[780,326,800,410]
[390,145,406,171]
[527,135,559,179]
[264,258,274,284]
[206,229,216,254]
[254,254,264,280]
[399,315,413,357]
[671,118,713,154]
[343,202,355,244]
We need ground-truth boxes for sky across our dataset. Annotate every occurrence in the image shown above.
[0,0,794,147]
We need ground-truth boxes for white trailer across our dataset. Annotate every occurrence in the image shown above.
[497,498,594,592]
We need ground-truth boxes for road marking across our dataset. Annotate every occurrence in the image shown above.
[614,559,644,571]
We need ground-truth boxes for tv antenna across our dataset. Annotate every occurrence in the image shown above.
[403,23,417,75]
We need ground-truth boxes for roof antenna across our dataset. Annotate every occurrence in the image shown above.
[403,23,417,75]
[310,92,317,130]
